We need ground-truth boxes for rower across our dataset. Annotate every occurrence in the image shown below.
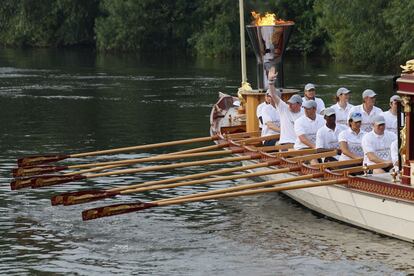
[260,93,280,146]
[256,91,272,129]
[302,83,325,114]
[361,115,397,174]
[330,87,354,126]
[268,71,303,147]
[381,95,401,134]
[348,89,383,132]
[316,108,347,161]
[294,100,325,150]
[338,112,366,161]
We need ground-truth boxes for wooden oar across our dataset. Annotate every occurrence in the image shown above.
[11,153,264,190]
[13,147,243,178]
[51,159,282,206]
[17,135,220,167]
[287,150,337,162]
[12,143,231,178]
[51,147,326,205]
[62,166,301,206]
[315,158,363,170]
[332,162,391,174]
[223,131,260,139]
[82,178,347,221]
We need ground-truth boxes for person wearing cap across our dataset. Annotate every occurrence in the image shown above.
[257,92,272,129]
[348,89,383,132]
[268,71,303,146]
[361,115,397,173]
[294,100,325,150]
[302,83,325,114]
[338,112,366,161]
[330,87,354,126]
[380,95,401,134]
[260,94,281,146]
[315,108,347,161]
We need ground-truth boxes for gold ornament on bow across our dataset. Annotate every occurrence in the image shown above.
[400,59,414,74]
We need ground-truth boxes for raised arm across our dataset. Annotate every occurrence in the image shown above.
[267,68,281,106]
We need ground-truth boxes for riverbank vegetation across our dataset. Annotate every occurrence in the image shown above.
[0,0,413,68]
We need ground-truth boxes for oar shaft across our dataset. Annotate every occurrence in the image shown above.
[288,150,336,162]
[86,154,262,178]
[157,172,323,203]
[70,135,219,158]
[156,178,347,206]
[120,167,301,195]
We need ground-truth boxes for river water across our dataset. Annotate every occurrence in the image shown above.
[0,49,413,275]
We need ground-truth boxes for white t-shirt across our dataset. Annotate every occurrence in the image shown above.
[348,104,383,132]
[316,124,347,149]
[381,110,398,134]
[294,114,325,149]
[361,130,397,165]
[302,97,325,114]
[256,102,268,128]
[261,104,280,137]
[390,139,399,167]
[338,128,366,161]
[330,102,354,126]
[275,100,303,144]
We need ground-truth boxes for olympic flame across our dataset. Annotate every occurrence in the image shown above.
[251,11,292,26]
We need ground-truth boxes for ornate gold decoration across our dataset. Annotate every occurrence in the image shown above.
[400,124,407,165]
[400,59,414,74]
[401,96,411,113]
[237,81,252,107]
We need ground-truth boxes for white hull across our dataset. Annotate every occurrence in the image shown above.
[246,161,414,243]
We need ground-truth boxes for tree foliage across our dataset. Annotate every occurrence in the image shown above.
[0,0,413,67]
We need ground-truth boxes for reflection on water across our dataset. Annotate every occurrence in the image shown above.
[0,48,412,275]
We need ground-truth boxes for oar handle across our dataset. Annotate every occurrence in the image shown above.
[12,165,68,178]
[17,154,69,167]
[82,202,157,221]
[31,174,86,188]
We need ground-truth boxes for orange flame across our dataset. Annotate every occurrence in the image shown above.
[251,11,292,26]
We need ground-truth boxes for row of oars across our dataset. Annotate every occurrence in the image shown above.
[10,131,391,221]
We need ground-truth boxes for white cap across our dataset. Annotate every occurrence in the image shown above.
[287,94,303,104]
[304,83,316,91]
[233,100,240,107]
[336,87,351,96]
[372,115,386,125]
[362,89,377,98]
[302,100,317,109]
[390,95,401,102]
[323,107,336,116]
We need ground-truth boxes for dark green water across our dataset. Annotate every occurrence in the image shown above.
[1,49,413,275]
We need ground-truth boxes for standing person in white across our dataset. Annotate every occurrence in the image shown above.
[260,94,280,146]
[330,87,354,126]
[361,115,397,174]
[302,83,325,114]
[294,100,325,150]
[257,92,272,129]
[316,108,347,161]
[381,95,401,134]
[338,112,366,161]
[348,89,383,132]
[268,71,303,146]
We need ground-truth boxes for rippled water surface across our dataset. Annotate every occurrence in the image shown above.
[1,49,413,275]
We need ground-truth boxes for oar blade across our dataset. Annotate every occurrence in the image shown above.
[63,190,120,206]
[17,154,69,167]
[31,174,86,189]
[82,202,157,221]
[12,165,68,178]
[51,189,105,206]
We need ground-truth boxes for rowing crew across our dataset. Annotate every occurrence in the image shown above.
[256,72,400,174]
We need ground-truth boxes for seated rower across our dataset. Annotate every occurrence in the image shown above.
[302,83,325,114]
[381,95,402,134]
[268,71,303,147]
[348,89,383,132]
[257,92,272,129]
[316,108,347,161]
[261,93,280,146]
[361,115,397,174]
[338,112,366,161]
[330,87,353,126]
[294,100,325,150]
